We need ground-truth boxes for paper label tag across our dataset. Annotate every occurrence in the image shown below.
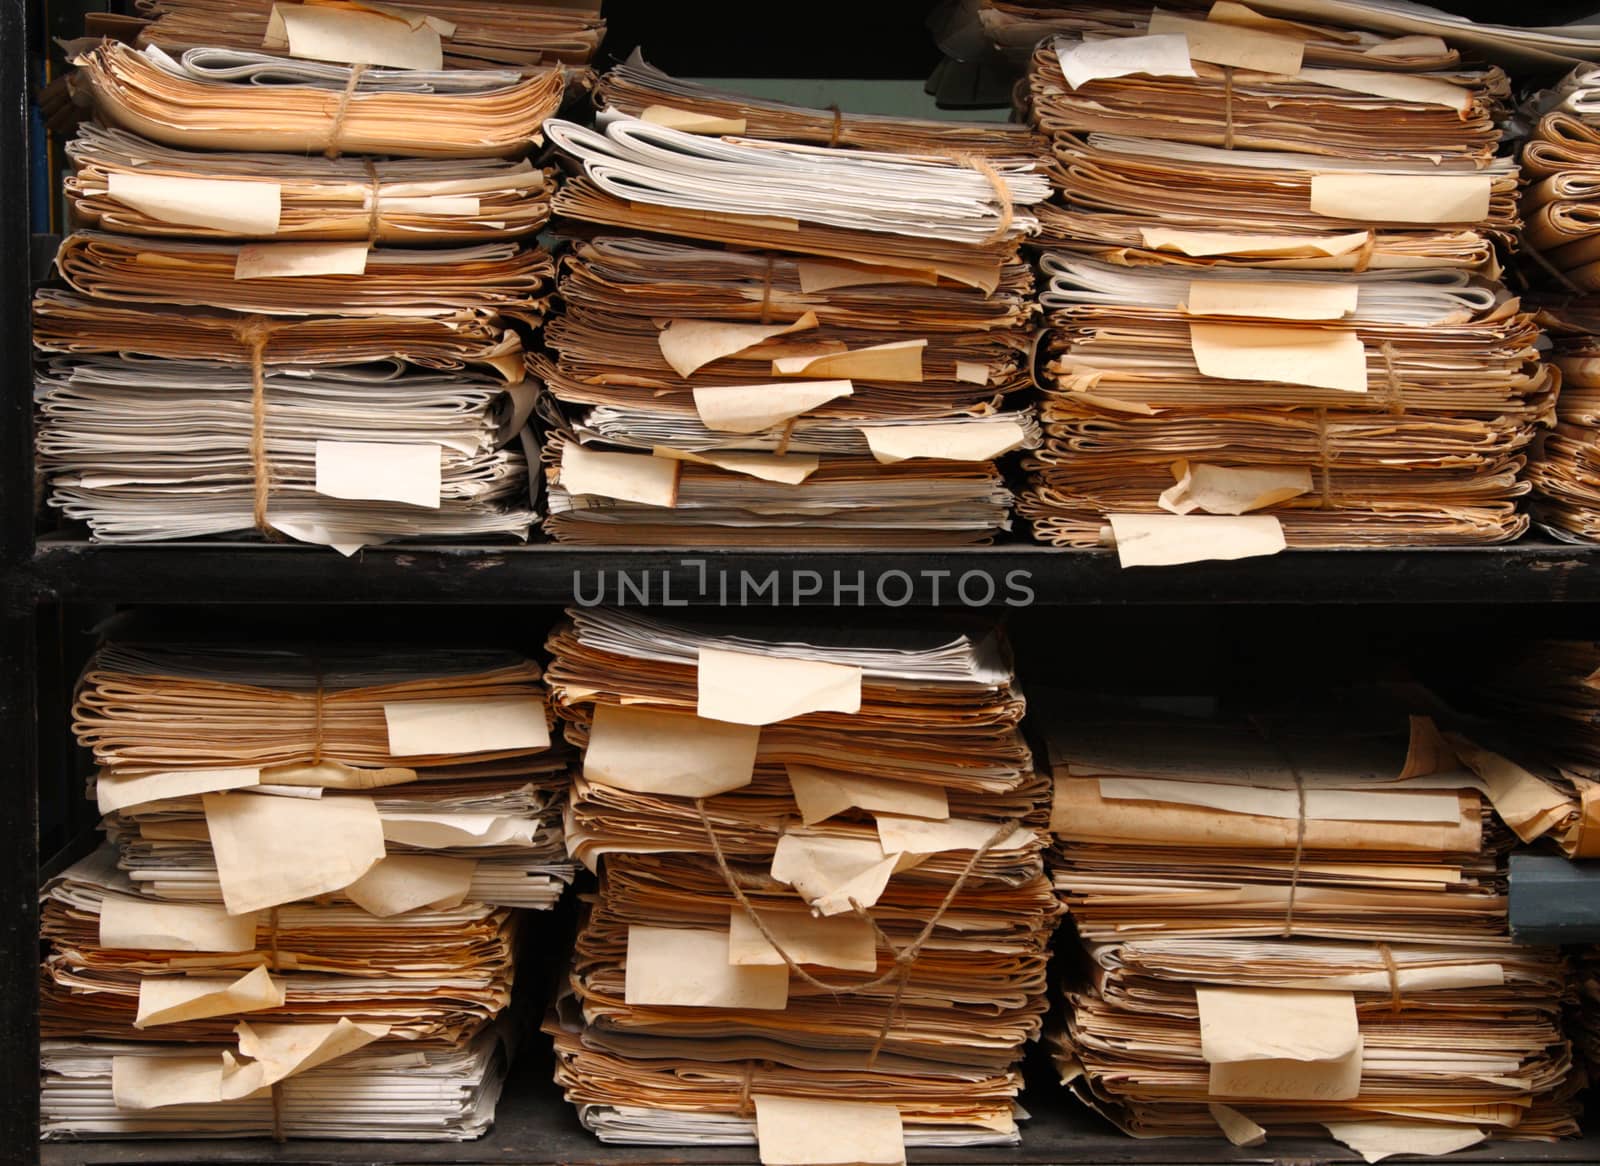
[314,441,441,509]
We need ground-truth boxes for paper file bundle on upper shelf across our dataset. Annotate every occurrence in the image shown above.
[542,607,1060,1163]
[35,5,575,553]
[534,59,1049,547]
[1015,1,1549,566]
[39,642,573,1141]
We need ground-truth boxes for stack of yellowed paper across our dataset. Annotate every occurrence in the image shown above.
[594,51,1045,162]
[40,12,566,552]
[134,0,605,70]
[38,642,571,1141]
[1524,299,1600,542]
[536,98,1048,546]
[540,607,1061,1159]
[1015,1,1547,564]
[1042,707,1583,1155]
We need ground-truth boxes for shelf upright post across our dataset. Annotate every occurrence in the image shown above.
[2,0,42,1159]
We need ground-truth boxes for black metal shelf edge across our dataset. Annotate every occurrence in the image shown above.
[19,540,1600,606]
[38,1053,1600,1166]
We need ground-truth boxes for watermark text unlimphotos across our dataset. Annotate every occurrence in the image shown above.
[572,560,1034,607]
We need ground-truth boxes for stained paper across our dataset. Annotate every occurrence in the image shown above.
[1109,514,1287,567]
[786,765,949,826]
[234,241,369,279]
[266,2,444,71]
[99,898,259,953]
[692,380,853,434]
[1309,174,1492,225]
[383,696,550,756]
[583,704,759,798]
[314,441,442,509]
[727,907,878,972]
[559,443,680,506]
[754,1095,905,1166]
[861,419,1027,464]
[770,834,899,917]
[1148,11,1305,74]
[134,966,286,1028]
[657,312,818,377]
[650,446,821,484]
[106,172,282,236]
[202,791,386,915]
[1159,461,1313,516]
[772,339,924,382]
[697,647,862,726]
[1056,34,1197,90]
[96,766,262,814]
[876,816,1031,855]
[623,926,789,1009]
[1189,321,1368,393]
[343,853,476,917]
[639,105,746,134]
[1142,227,1373,259]
[1185,280,1357,321]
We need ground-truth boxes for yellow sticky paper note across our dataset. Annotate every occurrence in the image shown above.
[692,380,853,434]
[639,104,746,135]
[624,926,789,1009]
[697,647,862,726]
[314,441,441,510]
[559,443,680,506]
[1186,280,1357,321]
[266,2,443,71]
[383,696,550,757]
[234,241,369,279]
[134,966,285,1029]
[583,703,760,798]
[727,907,878,972]
[1148,11,1305,74]
[754,1095,905,1166]
[658,312,818,378]
[99,898,259,953]
[772,339,924,382]
[96,766,261,814]
[343,853,476,916]
[786,765,949,826]
[106,172,282,236]
[1309,174,1492,225]
[860,419,1027,464]
[1189,321,1368,393]
[203,792,385,915]
[1109,513,1287,567]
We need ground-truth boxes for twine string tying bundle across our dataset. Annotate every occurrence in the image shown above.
[1375,942,1404,1013]
[956,153,1014,245]
[231,316,281,538]
[324,62,368,160]
[692,798,1016,1066]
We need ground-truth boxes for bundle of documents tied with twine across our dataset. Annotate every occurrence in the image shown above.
[1520,64,1600,542]
[1015,1,1549,565]
[132,0,605,70]
[540,607,1061,1162]
[36,7,569,553]
[1042,701,1584,1159]
[534,63,1049,547]
[39,642,573,1141]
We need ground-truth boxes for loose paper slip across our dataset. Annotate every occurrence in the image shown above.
[1159,463,1313,517]
[343,854,476,917]
[1109,514,1287,567]
[659,313,819,378]
[106,171,282,236]
[770,834,900,917]
[134,966,285,1028]
[99,898,258,953]
[692,381,854,435]
[383,697,550,757]
[1197,987,1362,1101]
[727,907,878,972]
[584,704,759,798]
[754,1095,905,1166]
[1147,11,1306,75]
[97,766,262,814]
[624,926,789,1009]
[697,648,862,727]
[1055,34,1197,90]
[559,443,680,507]
[203,792,385,915]
[265,2,446,72]
[786,766,949,826]
[1188,322,1368,393]
[640,104,747,135]
[315,442,442,510]
[1186,280,1357,321]
[1310,174,1493,225]
[234,241,370,280]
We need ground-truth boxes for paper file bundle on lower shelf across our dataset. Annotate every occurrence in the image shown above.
[541,607,1060,1161]
[35,21,569,552]
[39,643,573,1141]
[1016,2,1550,564]
[534,61,1048,547]
[1041,705,1583,1159]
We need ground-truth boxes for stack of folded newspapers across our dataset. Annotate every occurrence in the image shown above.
[536,63,1049,546]
[36,21,568,551]
[542,607,1060,1157]
[1016,2,1547,564]
[39,642,572,1140]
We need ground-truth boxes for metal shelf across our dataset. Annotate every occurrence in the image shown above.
[15,539,1600,608]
